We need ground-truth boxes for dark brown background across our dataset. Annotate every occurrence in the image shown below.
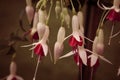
[0,0,120,80]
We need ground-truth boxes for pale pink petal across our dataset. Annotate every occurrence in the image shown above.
[25,6,34,24]
[117,66,120,76]
[57,27,65,43]
[73,32,81,42]
[54,42,64,63]
[89,54,98,67]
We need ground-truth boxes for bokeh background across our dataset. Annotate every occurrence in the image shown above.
[0,0,120,80]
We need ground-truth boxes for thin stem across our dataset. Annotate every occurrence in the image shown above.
[69,0,76,14]
[33,56,40,80]
[97,0,105,10]
[76,0,81,10]
[111,30,120,38]
[61,0,63,10]
[96,10,109,35]
[49,47,53,62]
[90,67,93,80]
[46,0,53,25]
[108,22,114,45]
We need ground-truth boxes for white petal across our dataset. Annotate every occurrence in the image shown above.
[79,49,87,66]
[73,32,80,42]
[54,42,63,63]
[59,51,74,59]
[57,27,65,43]
[41,43,48,56]
[89,54,98,67]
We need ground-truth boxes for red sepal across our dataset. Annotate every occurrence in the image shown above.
[34,44,44,57]
[69,36,83,48]
[106,9,120,21]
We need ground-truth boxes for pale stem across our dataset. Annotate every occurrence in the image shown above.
[84,36,93,43]
[33,56,40,80]
[46,0,53,25]
[69,0,76,14]
[108,23,114,45]
[49,47,53,62]
[111,30,120,38]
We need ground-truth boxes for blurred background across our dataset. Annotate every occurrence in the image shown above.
[0,0,120,80]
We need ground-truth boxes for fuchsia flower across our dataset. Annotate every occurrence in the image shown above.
[25,0,34,24]
[54,26,65,64]
[6,61,24,80]
[60,7,70,28]
[88,29,112,67]
[59,15,87,66]
[32,26,49,58]
[98,0,120,21]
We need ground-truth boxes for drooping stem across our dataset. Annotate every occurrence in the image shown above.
[108,22,115,45]
[69,0,76,14]
[111,30,120,38]
[33,56,40,80]
[96,10,109,36]
[46,0,53,25]
[76,0,81,10]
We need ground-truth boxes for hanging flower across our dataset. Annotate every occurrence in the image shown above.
[25,0,34,24]
[60,7,70,28]
[59,15,87,66]
[6,61,24,80]
[55,1,61,19]
[98,0,120,21]
[69,15,83,48]
[54,26,65,64]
